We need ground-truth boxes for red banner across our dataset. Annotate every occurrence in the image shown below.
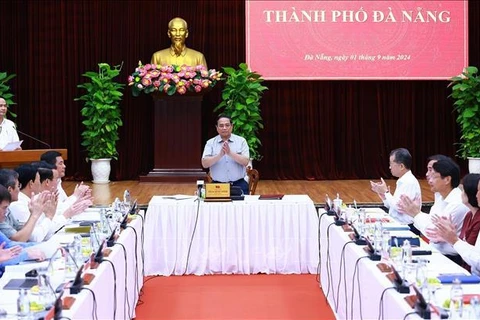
[246,1,468,80]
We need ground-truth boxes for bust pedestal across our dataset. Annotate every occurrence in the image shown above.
[139,93,207,182]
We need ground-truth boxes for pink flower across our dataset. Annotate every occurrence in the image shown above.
[127,76,134,82]
[149,70,160,78]
[200,70,209,78]
[142,78,152,86]
[163,83,171,92]
[153,80,161,87]
[177,86,187,94]
[195,85,202,92]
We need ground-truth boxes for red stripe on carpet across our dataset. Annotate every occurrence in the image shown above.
[135,274,335,319]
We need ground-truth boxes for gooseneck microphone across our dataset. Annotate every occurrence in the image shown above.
[16,129,51,148]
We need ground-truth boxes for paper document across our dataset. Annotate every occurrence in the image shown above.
[2,140,23,151]
[161,195,196,200]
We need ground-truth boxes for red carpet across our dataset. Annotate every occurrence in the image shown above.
[135,274,335,319]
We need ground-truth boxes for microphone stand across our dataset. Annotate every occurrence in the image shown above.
[16,129,51,148]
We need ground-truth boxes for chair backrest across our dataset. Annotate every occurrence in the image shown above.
[246,166,259,195]
[205,166,260,195]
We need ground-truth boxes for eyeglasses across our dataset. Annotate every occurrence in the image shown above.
[217,124,231,129]
[0,104,7,107]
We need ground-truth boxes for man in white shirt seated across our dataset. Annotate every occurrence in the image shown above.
[9,164,59,241]
[10,164,91,241]
[370,148,422,235]
[0,169,45,241]
[40,151,91,203]
[398,157,469,265]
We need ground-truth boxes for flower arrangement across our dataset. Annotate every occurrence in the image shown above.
[128,62,222,96]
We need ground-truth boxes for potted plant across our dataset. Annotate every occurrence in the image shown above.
[449,66,480,173]
[75,63,125,183]
[214,63,268,162]
[0,71,17,118]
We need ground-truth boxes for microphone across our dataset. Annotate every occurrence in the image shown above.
[94,240,106,264]
[69,265,85,294]
[390,266,410,293]
[16,129,51,148]
[120,200,137,230]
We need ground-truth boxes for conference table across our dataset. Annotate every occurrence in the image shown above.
[318,208,480,320]
[144,195,319,276]
[0,210,144,320]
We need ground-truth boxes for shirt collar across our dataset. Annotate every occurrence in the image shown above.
[215,135,233,143]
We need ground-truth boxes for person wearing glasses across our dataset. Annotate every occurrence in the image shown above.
[398,158,469,265]
[201,114,250,195]
[0,97,21,151]
[370,148,422,235]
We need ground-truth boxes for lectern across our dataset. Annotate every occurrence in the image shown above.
[140,94,207,182]
[0,149,68,168]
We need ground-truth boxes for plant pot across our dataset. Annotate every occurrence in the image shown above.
[91,158,111,184]
[468,157,480,174]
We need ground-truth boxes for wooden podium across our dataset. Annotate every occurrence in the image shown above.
[139,94,207,182]
[0,149,68,168]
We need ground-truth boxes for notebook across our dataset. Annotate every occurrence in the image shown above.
[3,278,38,290]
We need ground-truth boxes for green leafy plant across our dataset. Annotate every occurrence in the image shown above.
[75,63,124,160]
[214,63,268,161]
[0,71,17,118]
[449,66,480,158]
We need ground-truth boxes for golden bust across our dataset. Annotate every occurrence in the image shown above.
[151,17,207,68]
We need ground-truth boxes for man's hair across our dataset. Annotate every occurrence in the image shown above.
[461,173,480,208]
[390,148,412,170]
[432,158,461,188]
[0,185,11,203]
[31,160,56,170]
[37,168,53,183]
[0,169,19,189]
[40,151,62,166]
[14,164,38,191]
[216,114,232,125]
[427,154,450,163]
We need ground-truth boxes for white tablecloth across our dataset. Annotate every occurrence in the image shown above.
[63,212,144,319]
[144,195,319,276]
[0,211,145,320]
[318,210,471,320]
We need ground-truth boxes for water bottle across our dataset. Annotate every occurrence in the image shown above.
[401,239,412,265]
[450,278,464,319]
[123,189,131,206]
[470,296,480,319]
[90,224,99,252]
[73,234,83,263]
[356,208,366,237]
[373,221,383,254]
[64,246,77,280]
[17,288,31,319]
[200,186,206,199]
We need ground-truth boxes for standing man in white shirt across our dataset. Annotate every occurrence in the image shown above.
[398,158,469,265]
[370,148,422,235]
[0,97,21,150]
[201,114,250,195]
